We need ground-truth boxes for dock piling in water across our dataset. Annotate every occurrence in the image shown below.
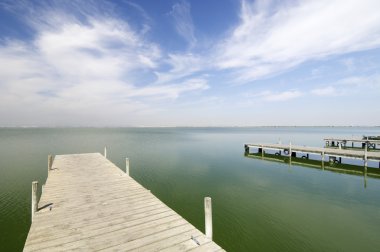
[48,155,53,172]
[104,146,107,158]
[125,157,130,175]
[204,197,213,240]
[31,181,38,222]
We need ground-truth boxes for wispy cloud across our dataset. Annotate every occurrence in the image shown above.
[124,1,152,34]
[311,86,337,96]
[169,0,197,47]
[249,90,303,102]
[216,0,380,82]
[311,74,380,97]
[155,53,205,84]
[0,1,209,126]
[128,78,209,99]
[0,0,379,126]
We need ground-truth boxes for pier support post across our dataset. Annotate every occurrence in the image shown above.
[244,145,249,155]
[104,147,107,159]
[48,155,53,172]
[364,145,368,168]
[321,152,325,170]
[204,197,213,240]
[126,158,130,175]
[289,142,292,164]
[32,181,38,222]
[260,145,264,158]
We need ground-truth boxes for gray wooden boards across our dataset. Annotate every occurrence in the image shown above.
[24,153,224,252]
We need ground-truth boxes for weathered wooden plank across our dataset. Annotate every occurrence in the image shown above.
[32,218,188,251]
[188,241,223,252]
[27,210,178,246]
[30,203,168,234]
[24,153,224,251]
[126,229,201,252]
[159,233,210,252]
[103,225,200,251]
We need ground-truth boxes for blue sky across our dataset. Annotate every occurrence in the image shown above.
[0,0,379,126]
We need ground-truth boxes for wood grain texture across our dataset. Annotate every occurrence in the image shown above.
[23,153,224,252]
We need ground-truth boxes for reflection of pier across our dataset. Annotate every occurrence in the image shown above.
[324,138,380,150]
[244,143,380,168]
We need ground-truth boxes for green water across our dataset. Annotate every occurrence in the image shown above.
[1,127,380,251]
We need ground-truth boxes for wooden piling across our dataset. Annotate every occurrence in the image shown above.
[125,158,130,175]
[48,155,53,172]
[321,151,325,170]
[204,197,213,240]
[32,181,38,222]
[104,146,107,159]
[244,144,249,155]
[364,144,368,168]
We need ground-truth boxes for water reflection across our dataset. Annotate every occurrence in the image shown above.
[245,152,380,188]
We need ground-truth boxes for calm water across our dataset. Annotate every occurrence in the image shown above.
[1,127,380,251]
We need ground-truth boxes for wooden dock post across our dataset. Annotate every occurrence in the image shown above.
[125,158,130,175]
[289,141,292,164]
[244,144,249,155]
[364,144,368,169]
[48,155,53,172]
[32,181,38,222]
[104,146,107,159]
[204,197,213,240]
[261,145,264,158]
[321,151,325,170]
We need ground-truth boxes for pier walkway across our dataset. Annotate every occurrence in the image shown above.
[24,153,224,251]
[245,143,380,168]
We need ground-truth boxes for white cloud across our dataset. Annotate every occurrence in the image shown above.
[337,75,380,92]
[1,0,379,126]
[216,0,380,82]
[128,78,209,99]
[169,0,197,47]
[250,90,303,102]
[311,86,337,96]
[310,74,380,98]
[0,3,210,126]
[155,53,204,84]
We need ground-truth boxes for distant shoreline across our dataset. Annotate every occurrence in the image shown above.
[0,125,379,129]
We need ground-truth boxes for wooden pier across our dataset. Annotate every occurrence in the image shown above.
[323,138,380,150]
[245,143,380,168]
[24,153,224,251]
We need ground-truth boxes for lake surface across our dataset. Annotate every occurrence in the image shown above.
[1,127,380,251]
